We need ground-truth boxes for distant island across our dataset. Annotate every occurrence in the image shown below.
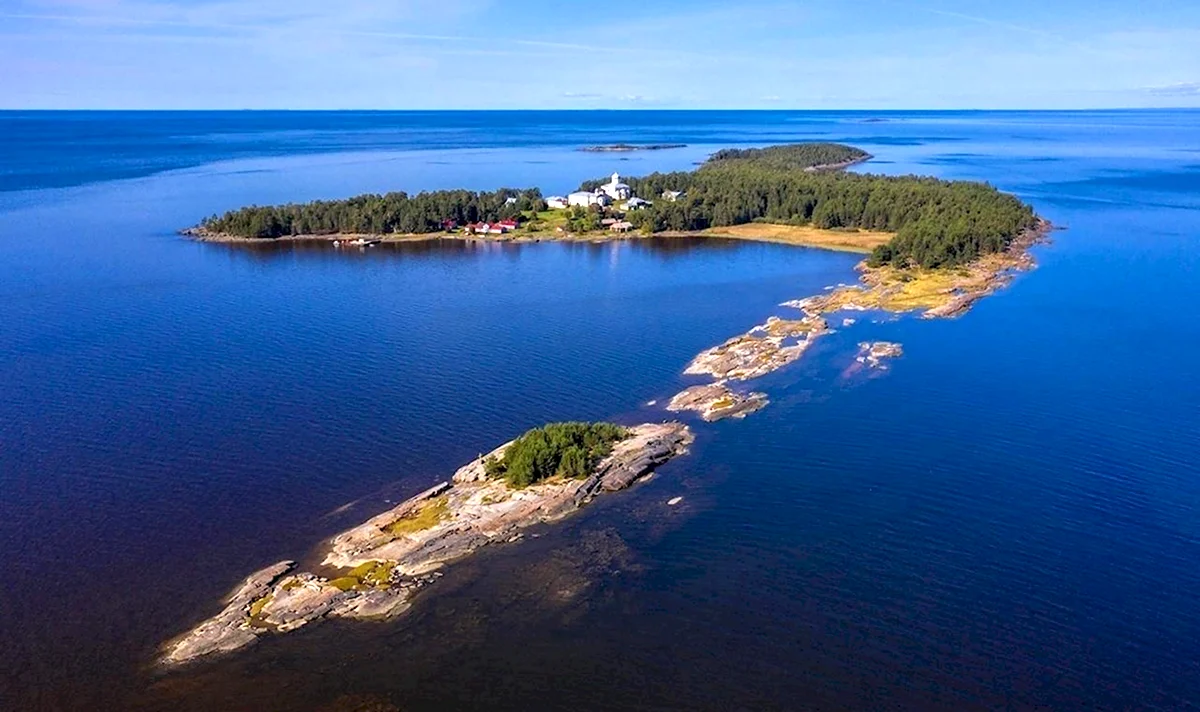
[189,142,1035,270]
[578,143,688,152]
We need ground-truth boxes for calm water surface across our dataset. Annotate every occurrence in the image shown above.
[1,111,1199,711]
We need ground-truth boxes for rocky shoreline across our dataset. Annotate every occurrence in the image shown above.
[161,422,693,667]
[804,155,874,172]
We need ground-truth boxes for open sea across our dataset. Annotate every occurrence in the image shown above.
[1,110,1199,712]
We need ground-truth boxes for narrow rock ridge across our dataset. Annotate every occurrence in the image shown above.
[161,422,693,667]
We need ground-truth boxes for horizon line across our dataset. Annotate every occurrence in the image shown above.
[2,106,1198,113]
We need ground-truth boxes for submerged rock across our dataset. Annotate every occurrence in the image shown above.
[160,422,693,667]
[667,382,768,421]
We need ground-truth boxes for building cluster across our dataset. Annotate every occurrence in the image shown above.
[546,173,653,211]
[445,173,687,238]
[463,219,519,235]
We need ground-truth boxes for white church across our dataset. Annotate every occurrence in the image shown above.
[563,172,633,208]
[599,172,632,201]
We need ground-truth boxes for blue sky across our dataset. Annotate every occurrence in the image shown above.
[3,0,1200,109]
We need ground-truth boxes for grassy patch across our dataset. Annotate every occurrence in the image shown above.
[709,396,736,411]
[383,495,450,536]
[248,594,273,619]
[523,209,571,234]
[347,560,396,588]
[329,577,363,592]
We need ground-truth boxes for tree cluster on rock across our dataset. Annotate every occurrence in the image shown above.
[484,422,630,488]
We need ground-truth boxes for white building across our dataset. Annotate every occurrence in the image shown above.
[546,196,569,210]
[624,197,653,210]
[600,173,632,201]
[568,191,612,208]
[662,190,685,202]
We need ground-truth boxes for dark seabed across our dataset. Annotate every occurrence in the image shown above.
[1,111,1199,711]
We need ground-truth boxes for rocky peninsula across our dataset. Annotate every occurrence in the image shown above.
[162,422,693,667]
[667,219,1050,421]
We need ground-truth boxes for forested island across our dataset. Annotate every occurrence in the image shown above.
[190,142,1037,270]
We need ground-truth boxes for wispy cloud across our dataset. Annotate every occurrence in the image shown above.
[922,7,1064,40]
[0,7,730,60]
[1146,81,1200,96]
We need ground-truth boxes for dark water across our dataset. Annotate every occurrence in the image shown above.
[2,111,1199,712]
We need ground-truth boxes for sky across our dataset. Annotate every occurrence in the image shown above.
[2,0,1200,109]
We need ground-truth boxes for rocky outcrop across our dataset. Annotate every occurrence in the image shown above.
[667,382,768,421]
[161,422,693,667]
[857,341,904,368]
[684,315,829,381]
[161,561,293,665]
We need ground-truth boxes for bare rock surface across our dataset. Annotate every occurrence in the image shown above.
[161,422,692,667]
[684,315,829,381]
[667,382,769,421]
[857,341,904,368]
[161,561,293,665]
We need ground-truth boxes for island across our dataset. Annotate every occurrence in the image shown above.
[578,143,688,152]
[667,383,768,422]
[162,421,692,666]
[186,143,999,256]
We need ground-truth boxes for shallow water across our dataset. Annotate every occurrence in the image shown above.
[2,111,1199,711]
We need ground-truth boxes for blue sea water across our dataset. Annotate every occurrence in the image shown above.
[1,110,1199,712]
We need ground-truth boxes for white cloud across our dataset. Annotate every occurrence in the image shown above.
[1146,81,1200,96]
